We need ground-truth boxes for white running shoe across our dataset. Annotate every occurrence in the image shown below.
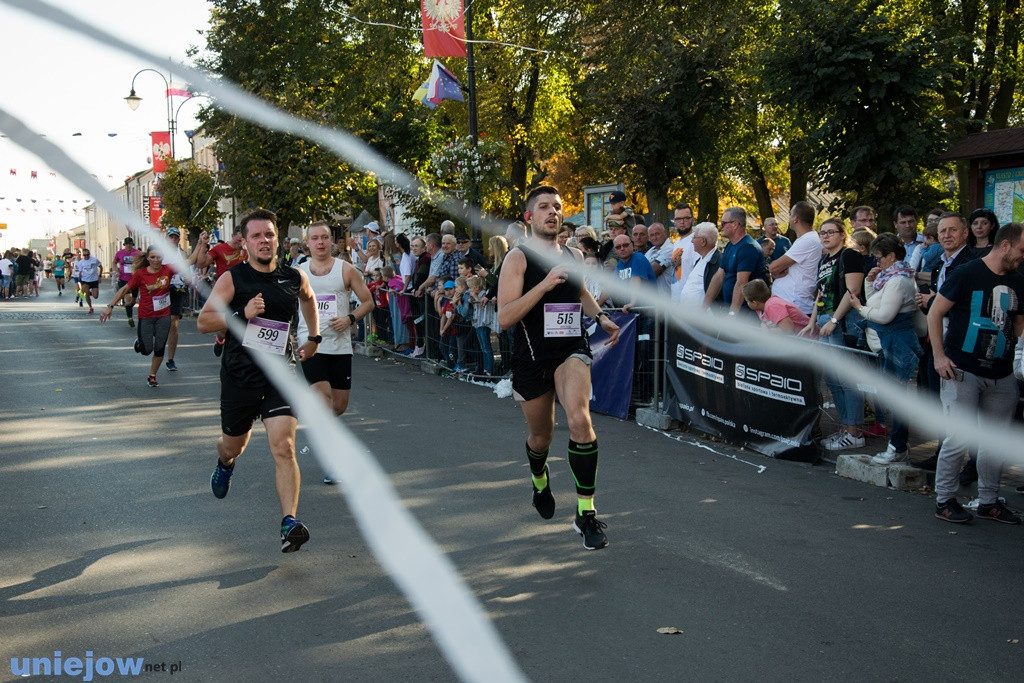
[823,431,866,451]
[871,444,909,464]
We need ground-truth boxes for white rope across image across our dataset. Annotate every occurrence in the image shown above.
[5,0,1024,679]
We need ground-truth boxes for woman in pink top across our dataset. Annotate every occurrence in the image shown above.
[742,279,810,333]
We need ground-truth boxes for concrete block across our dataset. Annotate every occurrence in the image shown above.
[636,408,677,431]
[835,453,889,487]
[836,454,929,491]
[355,343,383,358]
[887,464,927,490]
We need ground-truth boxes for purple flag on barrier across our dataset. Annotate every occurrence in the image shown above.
[588,311,636,419]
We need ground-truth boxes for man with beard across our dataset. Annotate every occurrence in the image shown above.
[198,209,321,553]
[498,185,620,551]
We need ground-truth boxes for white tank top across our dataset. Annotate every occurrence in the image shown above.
[298,258,353,355]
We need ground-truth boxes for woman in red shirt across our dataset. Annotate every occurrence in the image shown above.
[100,247,173,387]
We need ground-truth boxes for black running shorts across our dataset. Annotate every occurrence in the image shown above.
[511,351,592,402]
[170,289,187,316]
[220,377,293,436]
[300,352,353,390]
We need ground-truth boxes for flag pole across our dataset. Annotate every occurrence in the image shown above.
[465,1,482,252]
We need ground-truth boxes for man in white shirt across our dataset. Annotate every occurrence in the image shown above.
[768,201,822,315]
[645,223,675,295]
[74,248,103,314]
[674,223,720,308]
[670,203,697,284]
[0,254,13,300]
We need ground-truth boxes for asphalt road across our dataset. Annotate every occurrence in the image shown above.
[2,284,1023,682]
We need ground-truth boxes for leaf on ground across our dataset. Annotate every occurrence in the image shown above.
[657,627,684,635]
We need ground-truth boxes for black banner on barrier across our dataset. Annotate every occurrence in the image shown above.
[662,324,821,462]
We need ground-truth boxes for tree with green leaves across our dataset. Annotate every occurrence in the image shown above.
[196,0,435,230]
[761,0,948,221]
[156,157,224,245]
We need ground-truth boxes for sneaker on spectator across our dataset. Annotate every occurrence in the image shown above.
[863,422,889,438]
[976,500,1021,524]
[871,444,908,465]
[935,498,973,524]
[410,346,425,358]
[822,431,865,451]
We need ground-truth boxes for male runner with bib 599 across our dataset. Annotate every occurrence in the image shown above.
[498,185,620,550]
[197,209,321,553]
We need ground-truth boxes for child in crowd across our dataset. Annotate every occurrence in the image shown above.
[367,267,391,344]
[438,280,459,367]
[452,276,475,372]
[457,258,475,280]
[467,275,497,376]
[910,220,942,276]
[742,279,810,334]
[850,228,877,271]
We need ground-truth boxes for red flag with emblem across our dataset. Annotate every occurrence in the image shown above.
[151,132,171,173]
[421,0,466,58]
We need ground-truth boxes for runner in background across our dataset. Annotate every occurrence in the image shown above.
[296,221,373,484]
[200,227,247,357]
[113,237,142,328]
[100,247,173,388]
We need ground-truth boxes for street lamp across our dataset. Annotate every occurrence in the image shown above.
[173,93,212,158]
[124,68,176,157]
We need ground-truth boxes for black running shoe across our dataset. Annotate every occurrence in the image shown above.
[147,375,158,388]
[211,459,234,499]
[935,498,973,524]
[532,466,555,520]
[128,317,135,328]
[573,510,608,550]
[166,359,177,371]
[213,337,225,357]
[281,517,310,553]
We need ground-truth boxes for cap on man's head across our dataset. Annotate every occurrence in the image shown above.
[366,221,380,234]
[124,237,134,245]
[165,227,181,237]
[443,280,456,289]
[609,190,627,203]
[455,232,470,243]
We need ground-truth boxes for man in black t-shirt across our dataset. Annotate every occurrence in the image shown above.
[928,221,1024,525]
[198,208,322,552]
[15,250,35,297]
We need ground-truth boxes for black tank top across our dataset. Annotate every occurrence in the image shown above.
[222,261,302,387]
[513,243,590,362]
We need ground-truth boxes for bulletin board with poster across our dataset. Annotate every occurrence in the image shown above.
[984,166,1024,225]
[583,184,624,230]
